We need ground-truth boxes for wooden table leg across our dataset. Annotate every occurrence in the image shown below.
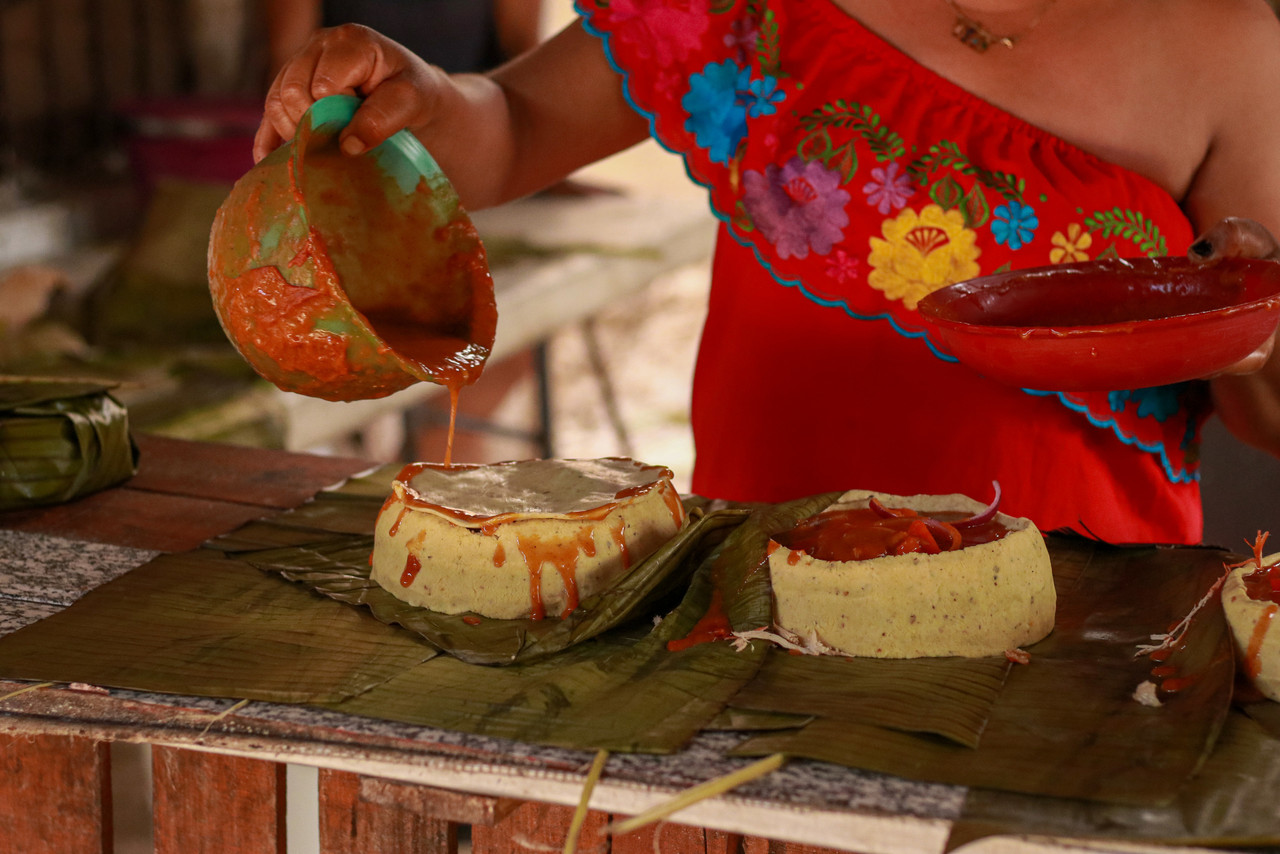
[612,821,742,853]
[318,768,460,854]
[472,801,611,854]
[152,746,287,854]
[0,733,112,854]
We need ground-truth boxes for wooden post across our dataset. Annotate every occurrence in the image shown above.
[151,746,287,854]
[0,733,112,854]
[471,801,610,854]
[318,768,459,854]
[0,732,111,854]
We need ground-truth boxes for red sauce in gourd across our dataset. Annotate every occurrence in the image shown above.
[773,506,1008,562]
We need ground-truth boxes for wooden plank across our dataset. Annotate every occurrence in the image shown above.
[744,839,849,854]
[358,776,520,826]
[152,746,286,854]
[319,768,458,854]
[0,487,276,551]
[471,801,609,854]
[129,434,371,508]
[0,732,111,854]
[611,821,734,853]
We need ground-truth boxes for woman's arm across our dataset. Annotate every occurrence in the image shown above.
[254,21,649,209]
[1181,1,1280,458]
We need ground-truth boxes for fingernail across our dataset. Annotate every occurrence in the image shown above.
[340,136,366,156]
[1190,239,1214,259]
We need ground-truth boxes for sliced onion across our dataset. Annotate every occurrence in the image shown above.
[922,516,962,551]
[868,495,896,518]
[953,480,1002,529]
[868,495,912,518]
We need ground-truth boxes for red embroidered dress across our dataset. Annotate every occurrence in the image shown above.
[578,0,1207,544]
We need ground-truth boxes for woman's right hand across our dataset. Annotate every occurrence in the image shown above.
[254,24,446,163]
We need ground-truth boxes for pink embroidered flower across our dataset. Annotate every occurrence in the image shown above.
[722,16,758,61]
[598,0,712,67]
[823,249,861,285]
[862,161,913,215]
[743,157,851,260]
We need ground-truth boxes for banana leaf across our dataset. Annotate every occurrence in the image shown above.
[730,537,1236,808]
[730,651,1011,749]
[949,709,1280,848]
[244,507,749,666]
[0,378,138,510]
[0,548,437,704]
[315,494,836,752]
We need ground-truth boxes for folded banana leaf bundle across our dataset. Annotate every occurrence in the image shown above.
[0,378,138,510]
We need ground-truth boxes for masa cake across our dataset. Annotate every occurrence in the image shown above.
[372,458,687,620]
[768,488,1056,658]
[1222,543,1280,702]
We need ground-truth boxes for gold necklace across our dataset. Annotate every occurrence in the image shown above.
[945,0,1056,52]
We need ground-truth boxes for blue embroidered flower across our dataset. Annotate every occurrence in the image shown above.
[746,75,785,117]
[683,60,751,164]
[1108,385,1182,422]
[991,200,1039,250]
[682,61,787,164]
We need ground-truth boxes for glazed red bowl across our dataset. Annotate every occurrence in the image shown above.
[916,257,1280,391]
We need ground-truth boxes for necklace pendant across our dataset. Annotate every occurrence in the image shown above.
[952,16,995,52]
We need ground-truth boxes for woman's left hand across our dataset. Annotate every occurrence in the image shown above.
[1187,217,1280,376]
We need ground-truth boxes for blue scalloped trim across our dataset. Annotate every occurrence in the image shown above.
[1025,390,1197,484]
[577,2,1193,484]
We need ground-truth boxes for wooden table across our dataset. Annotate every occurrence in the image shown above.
[0,436,1226,854]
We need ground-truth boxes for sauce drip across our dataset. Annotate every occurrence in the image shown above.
[400,555,422,587]
[774,506,1008,562]
[515,528,598,620]
[667,588,734,652]
[1247,604,1278,679]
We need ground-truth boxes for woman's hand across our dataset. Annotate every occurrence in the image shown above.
[1186,217,1280,377]
[254,24,447,163]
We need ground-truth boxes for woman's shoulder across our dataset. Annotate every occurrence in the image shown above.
[1149,0,1280,65]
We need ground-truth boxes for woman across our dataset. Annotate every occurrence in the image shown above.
[254,0,1280,544]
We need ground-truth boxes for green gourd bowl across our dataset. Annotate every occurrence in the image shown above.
[207,95,496,402]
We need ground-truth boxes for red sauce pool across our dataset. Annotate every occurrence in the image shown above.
[774,507,1008,562]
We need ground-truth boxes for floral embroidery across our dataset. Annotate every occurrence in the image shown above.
[862,162,913,215]
[594,0,712,67]
[868,204,981,310]
[742,156,851,260]
[991,200,1038,250]
[1109,386,1183,422]
[824,248,861,284]
[1084,208,1166,256]
[683,60,751,164]
[1050,223,1092,263]
[746,76,785,117]
[683,60,785,164]
[722,15,758,61]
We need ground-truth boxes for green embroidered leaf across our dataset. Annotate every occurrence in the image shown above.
[831,141,858,185]
[1083,209,1167,257]
[757,9,782,76]
[798,127,834,163]
[988,262,1012,275]
[908,141,1023,203]
[929,175,964,211]
[1096,244,1121,260]
[799,101,905,163]
[962,184,991,229]
[712,0,737,13]
[732,200,755,232]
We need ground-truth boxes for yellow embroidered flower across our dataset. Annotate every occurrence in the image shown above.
[867,205,980,310]
[1050,223,1092,263]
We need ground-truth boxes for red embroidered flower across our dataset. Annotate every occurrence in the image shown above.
[595,0,712,67]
